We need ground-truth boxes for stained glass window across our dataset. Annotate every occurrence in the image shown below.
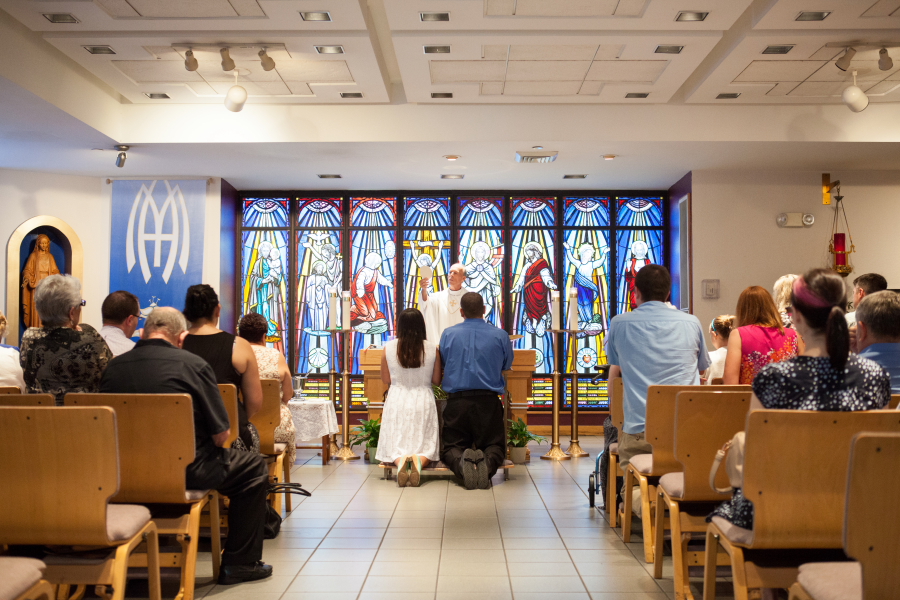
[616,229,664,314]
[241,229,289,353]
[243,198,289,228]
[404,198,451,310]
[458,197,504,328]
[616,196,663,227]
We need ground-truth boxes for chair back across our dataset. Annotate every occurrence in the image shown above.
[0,406,119,546]
[0,394,55,406]
[889,394,899,409]
[65,394,195,504]
[0,386,21,394]
[645,385,750,475]
[250,379,282,454]
[673,390,750,500]
[845,432,900,600]
[218,384,239,448]
[609,377,624,431]
[744,410,900,549]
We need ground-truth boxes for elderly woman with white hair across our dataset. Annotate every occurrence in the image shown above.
[20,274,112,404]
[0,310,26,391]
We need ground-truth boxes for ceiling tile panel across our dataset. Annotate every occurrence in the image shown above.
[513,0,624,17]
[808,47,843,61]
[507,45,608,60]
[765,82,797,96]
[124,0,240,18]
[430,60,507,83]
[577,81,603,95]
[787,81,846,96]
[485,0,517,16]
[807,60,897,81]
[585,60,668,82]
[285,82,315,95]
[186,82,217,95]
[502,81,582,95]
[94,0,140,18]
[734,61,827,82]
[860,0,900,17]
[865,80,900,94]
[113,60,205,83]
[197,61,285,83]
[613,0,647,16]
[483,45,509,60]
[275,60,354,83]
[208,81,291,95]
[227,0,266,17]
[506,60,591,81]
[480,82,504,95]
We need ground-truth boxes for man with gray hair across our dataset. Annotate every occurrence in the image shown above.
[100,307,273,585]
[853,290,900,393]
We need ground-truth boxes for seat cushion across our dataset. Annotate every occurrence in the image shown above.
[629,453,653,474]
[185,489,210,502]
[659,472,684,499]
[608,442,619,454]
[797,562,861,600]
[0,557,45,600]
[274,443,287,453]
[107,504,151,542]
[711,516,753,546]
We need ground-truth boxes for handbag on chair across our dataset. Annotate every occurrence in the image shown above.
[709,431,745,493]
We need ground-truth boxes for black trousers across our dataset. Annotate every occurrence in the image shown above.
[440,394,505,480]
[187,447,268,566]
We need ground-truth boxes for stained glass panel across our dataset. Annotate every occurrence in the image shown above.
[459,229,504,328]
[404,197,450,228]
[241,229,289,353]
[512,196,556,228]
[459,197,503,228]
[563,228,610,374]
[296,230,342,374]
[243,198,289,228]
[510,228,556,374]
[616,196,663,227]
[297,197,342,229]
[351,196,396,227]
[564,196,610,228]
[615,229,664,313]
[403,229,451,310]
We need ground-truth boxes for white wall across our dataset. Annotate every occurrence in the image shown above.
[691,169,900,333]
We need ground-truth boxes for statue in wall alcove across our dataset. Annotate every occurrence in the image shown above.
[21,234,61,328]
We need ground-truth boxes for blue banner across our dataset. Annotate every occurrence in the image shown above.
[110,180,206,321]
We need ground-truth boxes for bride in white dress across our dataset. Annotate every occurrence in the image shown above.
[376,308,442,487]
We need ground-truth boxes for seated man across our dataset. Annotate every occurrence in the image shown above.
[854,290,900,393]
[845,272,888,327]
[100,307,272,585]
[99,290,141,356]
[439,292,513,489]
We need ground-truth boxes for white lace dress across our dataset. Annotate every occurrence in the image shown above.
[375,339,440,463]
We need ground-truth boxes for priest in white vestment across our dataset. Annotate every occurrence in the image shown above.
[419,263,470,344]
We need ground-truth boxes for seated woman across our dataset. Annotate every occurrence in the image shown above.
[20,275,112,404]
[376,308,442,487]
[238,312,297,466]
[0,310,26,391]
[703,314,734,384]
[772,273,799,329]
[710,268,890,530]
[724,285,800,384]
[182,284,263,453]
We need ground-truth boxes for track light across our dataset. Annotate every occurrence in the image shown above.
[184,49,198,71]
[115,145,129,168]
[835,47,856,71]
[842,70,869,113]
[220,48,235,71]
[879,48,893,71]
[224,71,247,112]
[258,49,276,71]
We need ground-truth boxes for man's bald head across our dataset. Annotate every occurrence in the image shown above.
[143,307,188,346]
[448,263,467,290]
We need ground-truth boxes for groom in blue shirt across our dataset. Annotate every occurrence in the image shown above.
[439,292,513,489]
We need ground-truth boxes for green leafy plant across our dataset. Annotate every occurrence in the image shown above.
[507,418,546,448]
[432,384,448,401]
[349,417,381,448]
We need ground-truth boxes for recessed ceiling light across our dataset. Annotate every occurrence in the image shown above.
[316,45,344,54]
[318,174,342,179]
[441,174,464,179]
[763,45,794,55]
[563,175,587,179]
[424,45,451,54]
[431,92,453,98]
[144,93,170,99]
[655,45,684,54]
[795,11,830,21]
[443,155,461,161]
[675,11,708,21]
[300,11,332,21]
[625,92,649,98]
[340,92,363,98]
[83,45,116,55]
[420,12,450,21]
[603,154,617,160]
[532,146,544,150]
[716,93,741,99]
[43,13,79,24]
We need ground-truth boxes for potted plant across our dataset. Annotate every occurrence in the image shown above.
[349,417,381,463]
[507,418,545,464]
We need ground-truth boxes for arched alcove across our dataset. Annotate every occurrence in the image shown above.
[6,216,83,346]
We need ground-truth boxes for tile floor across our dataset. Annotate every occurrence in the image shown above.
[187,436,735,600]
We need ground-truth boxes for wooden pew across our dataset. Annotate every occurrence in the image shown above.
[889,394,899,409]
[218,384,240,448]
[65,394,222,600]
[0,386,22,394]
[607,377,624,527]
[653,390,750,598]
[251,379,291,514]
[0,406,161,600]
[703,410,900,600]
[0,394,54,406]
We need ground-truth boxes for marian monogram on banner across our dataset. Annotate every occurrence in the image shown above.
[126,180,191,284]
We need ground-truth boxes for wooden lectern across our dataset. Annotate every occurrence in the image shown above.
[359,347,386,421]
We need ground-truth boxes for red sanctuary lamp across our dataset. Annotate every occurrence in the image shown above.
[828,185,855,277]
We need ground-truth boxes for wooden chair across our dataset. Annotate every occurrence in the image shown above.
[0,558,54,600]
[788,432,900,600]
[703,410,900,600]
[250,379,291,514]
[889,394,899,409]
[653,390,750,599]
[218,384,240,448]
[620,384,749,563]
[0,386,22,394]
[65,394,221,600]
[0,394,54,406]
[0,406,161,600]
[607,377,624,527]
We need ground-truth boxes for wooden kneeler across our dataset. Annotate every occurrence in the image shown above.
[251,379,292,515]
[607,377,624,527]
[66,394,221,600]
[703,410,900,600]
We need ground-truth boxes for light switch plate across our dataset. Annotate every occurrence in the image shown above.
[702,279,720,300]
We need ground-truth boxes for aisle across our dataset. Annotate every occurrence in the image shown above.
[193,436,734,600]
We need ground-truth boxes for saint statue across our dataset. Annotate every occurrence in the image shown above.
[420,263,470,343]
[511,242,558,337]
[22,234,61,328]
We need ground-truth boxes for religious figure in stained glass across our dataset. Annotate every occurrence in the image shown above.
[564,241,609,326]
[615,197,663,314]
[350,251,394,334]
[410,240,443,296]
[623,240,651,310]
[243,234,288,350]
[511,241,558,337]
[302,233,342,293]
[462,241,501,320]
[304,261,329,331]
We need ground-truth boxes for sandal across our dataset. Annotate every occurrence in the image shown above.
[409,455,422,487]
[397,456,411,487]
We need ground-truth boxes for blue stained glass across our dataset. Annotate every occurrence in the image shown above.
[296,230,342,374]
[562,229,610,374]
[615,229,664,314]
[404,197,450,228]
[243,198,289,228]
[564,197,610,227]
[459,197,503,228]
[297,198,342,229]
[616,196,663,227]
[459,229,504,328]
[241,229,289,354]
[512,197,556,228]
[350,197,397,227]
[510,229,556,374]
[349,229,397,373]
[403,230,451,311]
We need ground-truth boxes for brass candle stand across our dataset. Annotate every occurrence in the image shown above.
[541,329,571,461]
[329,328,359,460]
[565,365,589,458]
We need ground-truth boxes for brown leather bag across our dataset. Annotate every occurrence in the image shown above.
[709,431,745,493]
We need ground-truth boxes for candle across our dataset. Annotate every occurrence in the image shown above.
[328,291,338,329]
[567,287,579,331]
[341,291,352,331]
[833,233,846,266]
[551,291,560,331]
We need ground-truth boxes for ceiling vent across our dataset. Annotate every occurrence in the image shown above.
[795,11,830,21]
[515,150,558,163]
[675,11,708,21]
[441,174,464,179]
[43,13,79,23]
[563,175,587,179]
[716,93,741,99]
[144,93,170,99]
[431,92,453,98]
[763,45,794,54]
[625,92,649,98]
[83,45,116,55]
[424,45,451,54]
[315,45,344,54]
[300,11,331,21]
[340,92,363,98]
[420,12,450,21]
[318,174,342,179]
[655,45,684,54]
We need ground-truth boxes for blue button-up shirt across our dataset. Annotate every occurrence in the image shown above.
[440,318,513,394]
[859,343,900,394]
[606,301,710,434]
